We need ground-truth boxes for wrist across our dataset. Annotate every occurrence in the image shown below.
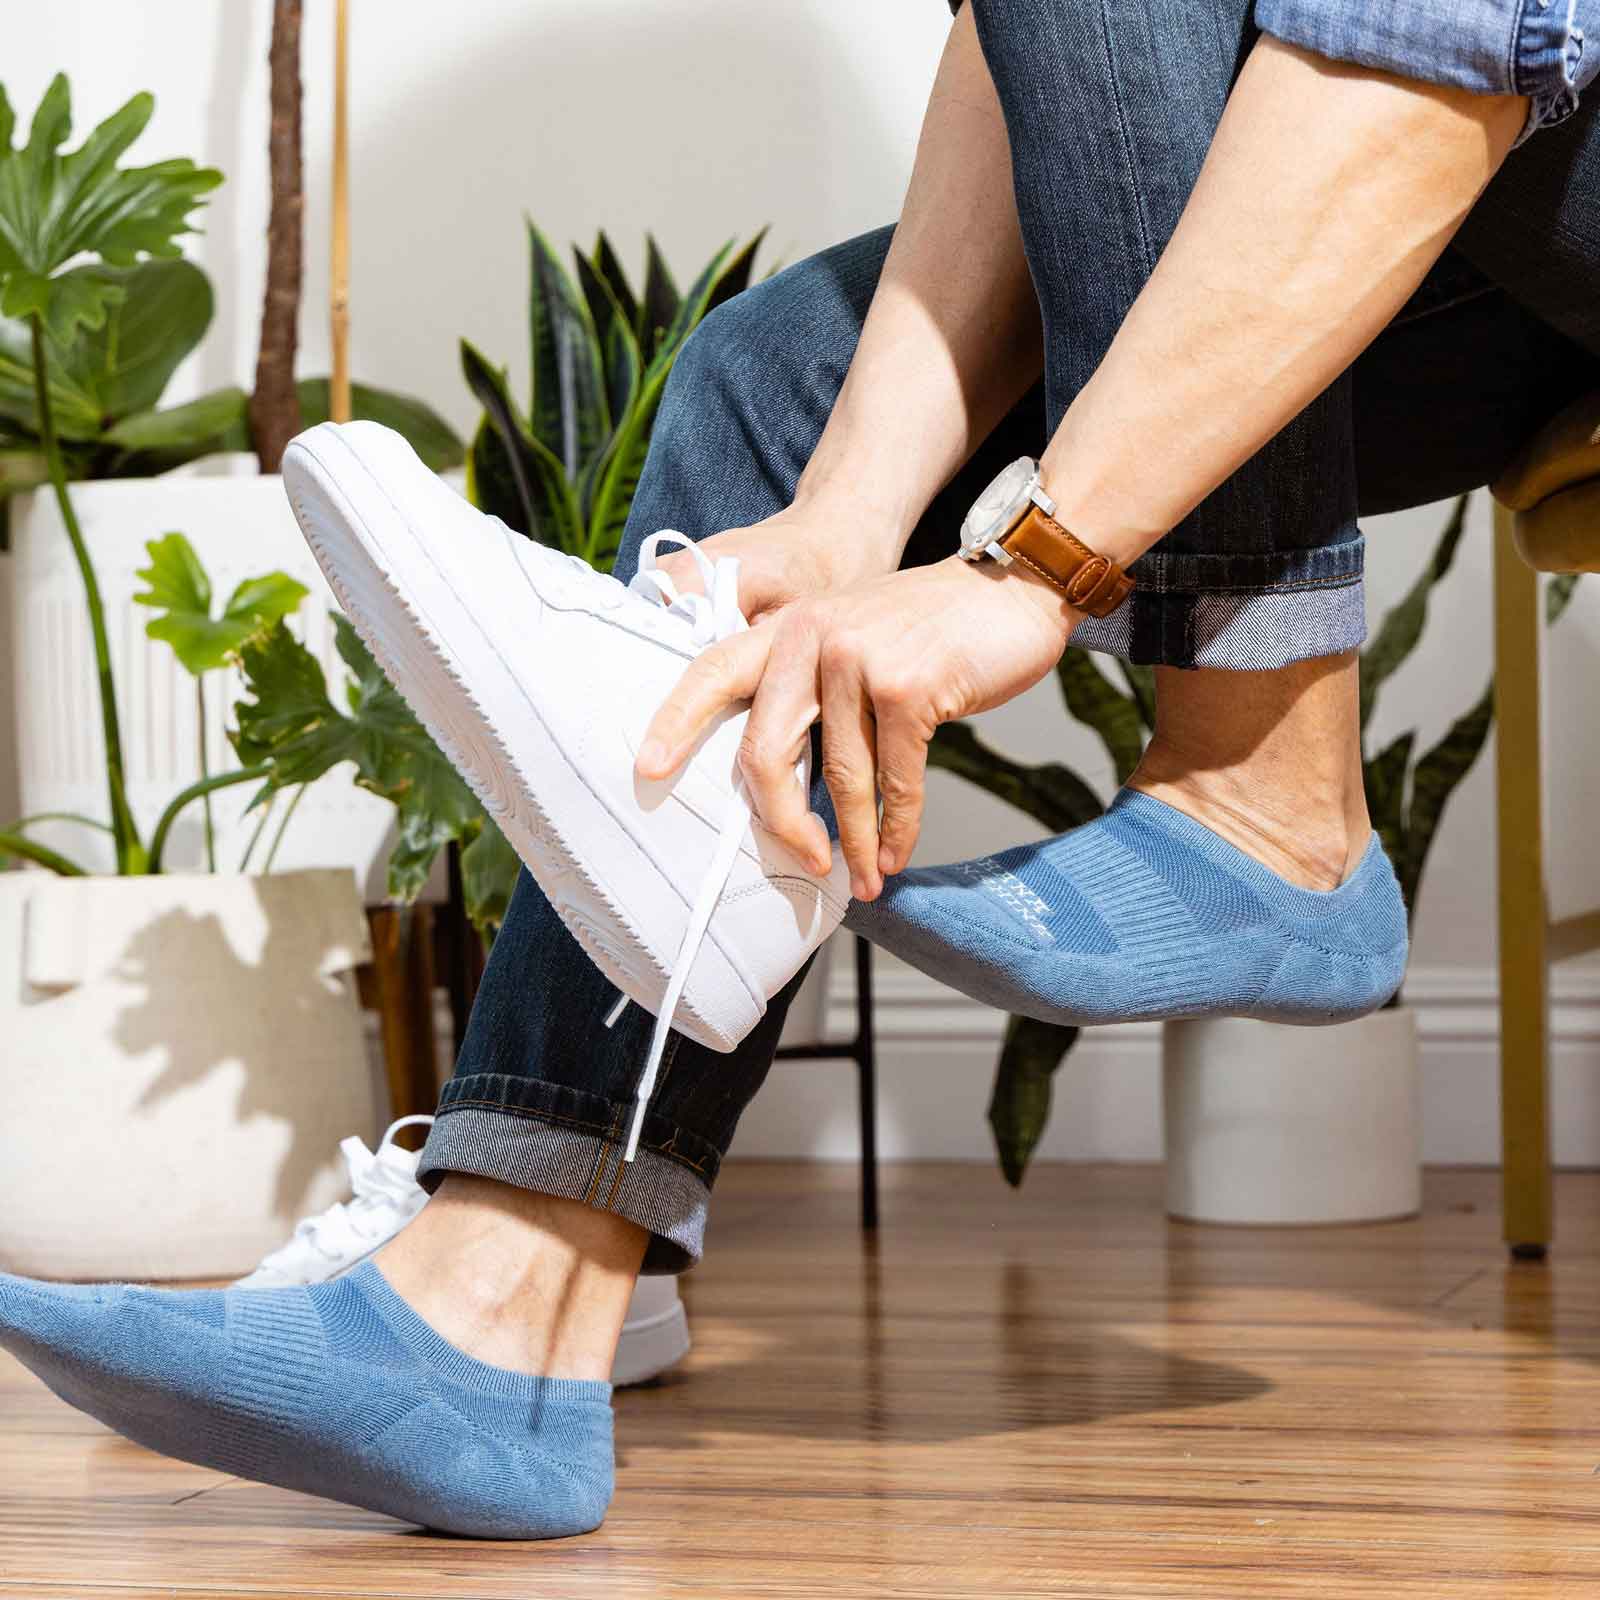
[947,553,1081,646]
[789,469,921,569]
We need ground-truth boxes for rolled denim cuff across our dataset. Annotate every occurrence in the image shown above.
[1255,0,1593,144]
[416,1079,714,1275]
[1071,532,1366,669]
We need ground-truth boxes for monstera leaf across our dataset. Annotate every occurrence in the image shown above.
[0,76,221,343]
[133,532,307,676]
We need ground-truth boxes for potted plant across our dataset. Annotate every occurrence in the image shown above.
[0,76,434,1281]
[936,496,1582,1217]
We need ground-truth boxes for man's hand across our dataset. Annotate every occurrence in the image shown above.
[651,497,906,625]
[636,557,1078,901]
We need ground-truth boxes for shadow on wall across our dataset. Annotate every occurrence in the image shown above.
[321,2,907,428]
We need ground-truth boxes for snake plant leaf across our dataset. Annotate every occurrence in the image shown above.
[1362,728,1414,866]
[1359,492,1469,730]
[1397,681,1493,913]
[0,77,221,344]
[294,378,464,473]
[585,240,736,569]
[574,248,641,434]
[591,231,640,335]
[638,235,681,367]
[1548,572,1582,625]
[459,817,520,934]
[526,222,607,480]
[988,1013,1081,1187]
[133,531,307,676]
[460,338,583,551]
[928,720,1106,833]
[1056,648,1147,786]
[703,226,769,316]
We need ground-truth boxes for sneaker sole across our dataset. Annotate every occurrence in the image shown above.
[612,1297,692,1387]
[283,425,761,1051]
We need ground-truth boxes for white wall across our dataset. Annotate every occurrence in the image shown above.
[4,1,1598,1161]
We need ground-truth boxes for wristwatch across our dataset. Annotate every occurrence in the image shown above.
[957,457,1134,618]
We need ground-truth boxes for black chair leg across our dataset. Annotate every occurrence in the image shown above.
[854,935,879,1232]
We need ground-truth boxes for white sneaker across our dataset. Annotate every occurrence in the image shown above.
[236,1115,691,1387]
[284,422,849,1157]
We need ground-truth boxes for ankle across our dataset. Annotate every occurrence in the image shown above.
[1128,745,1367,891]
[374,1175,648,1379]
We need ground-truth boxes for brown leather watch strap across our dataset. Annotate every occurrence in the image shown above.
[999,503,1135,617]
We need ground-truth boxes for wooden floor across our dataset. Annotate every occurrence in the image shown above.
[5,1163,1600,1598]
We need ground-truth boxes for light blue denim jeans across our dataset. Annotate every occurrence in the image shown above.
[419,0,1600,1271]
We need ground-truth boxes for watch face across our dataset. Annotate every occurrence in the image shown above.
[960,457,1037,556]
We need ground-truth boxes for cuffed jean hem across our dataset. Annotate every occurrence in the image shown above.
[416,1086,713,1275]
[1072,534,1367,669]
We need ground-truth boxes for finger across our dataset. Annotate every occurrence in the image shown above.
[637,627,772,779]
[871,694,930,880]
[738,621,831,874]
[818,636,883,900]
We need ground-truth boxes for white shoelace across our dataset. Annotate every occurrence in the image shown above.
[619,533,753,1162]
[252,1114,435,1274]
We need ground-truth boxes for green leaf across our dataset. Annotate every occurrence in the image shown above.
[1548,572,1582,625]
[460,338,582,551]
[526,221,607,479]
[988,1014,1080,1187]
[295,378,464,472]
[927,721,1106,833]
[637,235,680,366]
[1115,659,1157,729]
[460,819,520,933]
[465,412,530,527]
[591,231,639,335]
[1361,729,1414,867]
[0,255,213,442]
[1359,492,1469,729]
[101,385,250,461]
[574,248,641,433]
[703,228,767,317]
[1056,648,1147,786]
[134,531,307,675]
[231,616,485,903]
[0,76,221,344]
[1398,682,1493,915]
[585,240,734,567]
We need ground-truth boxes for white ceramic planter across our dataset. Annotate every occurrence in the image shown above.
[8,462,407,894]
[1163,1009,1421,1225]
[0,867,385,1280]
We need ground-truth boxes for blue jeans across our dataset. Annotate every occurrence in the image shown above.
[419,0,1600,1271]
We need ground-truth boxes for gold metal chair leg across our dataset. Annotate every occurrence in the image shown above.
[1492,501,1552,1259]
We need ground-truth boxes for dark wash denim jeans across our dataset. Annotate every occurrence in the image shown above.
[419,0,1600,1271]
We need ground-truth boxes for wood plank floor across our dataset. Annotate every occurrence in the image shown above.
[4,1162,1600,1598]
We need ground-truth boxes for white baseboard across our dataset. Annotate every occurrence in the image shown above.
[731,958,1600,1168]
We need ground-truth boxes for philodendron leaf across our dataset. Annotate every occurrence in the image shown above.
[1359,492,1470,729]
[230,617,486,905]
[295,378,464,472]
[0,76,222,343]
[1398,681,1493,914]
[1362,729,1414,868]
[134,531,307,675]
[927,721,1106,833]
[460,818,520,934]
[1116,659,1157,729]
[526,222,608,480]
[987,1013,1081,1187]
[1056,648,1147,786]
[102,385,251,464]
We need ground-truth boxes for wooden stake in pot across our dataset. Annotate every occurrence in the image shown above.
[330,0,351,425]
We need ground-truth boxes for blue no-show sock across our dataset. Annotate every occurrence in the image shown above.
[0,1260,613,1539]
[850,789,1408,1027]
